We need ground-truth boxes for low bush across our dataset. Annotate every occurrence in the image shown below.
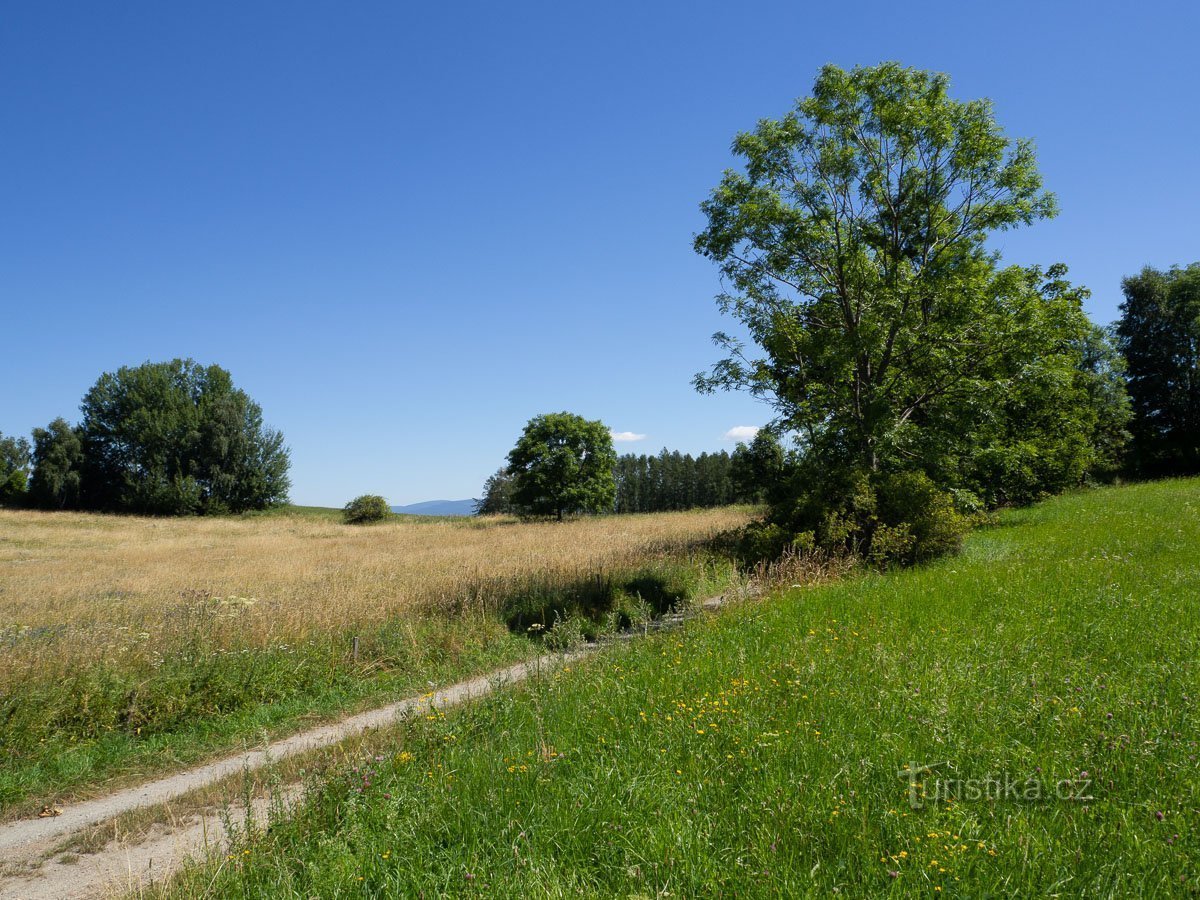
[741,467,967,569]
[342,494,391,524]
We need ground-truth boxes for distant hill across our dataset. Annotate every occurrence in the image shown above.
[391,499,477,517]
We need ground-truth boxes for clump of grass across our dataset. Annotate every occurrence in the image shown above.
[157,479,1200,897]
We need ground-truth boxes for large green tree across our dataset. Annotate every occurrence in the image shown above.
[78,359,291,514]
[910,269,1130,506]
[694,63,1123,559]
[507,413,616,520]
[697,65,1116,487]
[28,418,84,510]
[1114,263,1200,476]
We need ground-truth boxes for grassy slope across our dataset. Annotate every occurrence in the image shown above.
[167,480,1200,898]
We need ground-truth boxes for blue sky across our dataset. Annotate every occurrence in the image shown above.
[3,1,1197,506]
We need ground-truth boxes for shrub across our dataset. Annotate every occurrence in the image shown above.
[742,466,966,569]
[873,471,967,565]
[343,494,391,524]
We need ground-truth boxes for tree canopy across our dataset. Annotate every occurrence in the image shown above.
[0,432,30,506]
[613,448,739,513]
[475,467,517,516]
[68,359,291,515]
[27,418,84,510]
[343,494,391,524]
[1115,263,1200,477]
[695,63,1125,560]
[730,431,786,504]
[506,413,616,520]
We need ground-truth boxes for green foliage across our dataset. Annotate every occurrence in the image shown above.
[695,63,1125,562]
[1115,262,1200,476]
[342,494,391,524]
[27,418,84,510]
[871,471,966,565]
[507,412,617,520]
[0,431,31,506]
[734,520,792,563]
[730,430,786,503]
[497,558,727,639]
[614,448,738,513]
[743,465,965,568]
[170,480,1200,898]
[474,467,516,515]
[1076,324,1133,481]
[76,358,290,515]
[695,62,1059,474]
[916,276,1131,506]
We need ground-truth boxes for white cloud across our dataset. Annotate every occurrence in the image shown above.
[610,431,647,443]
[723,425,760,441]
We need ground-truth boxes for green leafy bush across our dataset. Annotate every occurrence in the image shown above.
[740,467,966,569]
[342,494,391,524]
[0,432,30,506]
[873,471,966,565]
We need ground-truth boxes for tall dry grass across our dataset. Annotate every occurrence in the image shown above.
[0,505,754,812]
[0,506,751,686]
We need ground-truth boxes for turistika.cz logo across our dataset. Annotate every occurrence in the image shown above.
[900,762,1094,810]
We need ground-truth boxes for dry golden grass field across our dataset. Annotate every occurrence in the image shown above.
[0,505,750,681]
[0,505,753,811]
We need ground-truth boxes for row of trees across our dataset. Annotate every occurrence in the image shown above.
[613,433,788,513]
[1116,263,1200,478]
[3,67,1193,536]
[613,450,739,513]
[475,415,792,518]
[0,359,290,515]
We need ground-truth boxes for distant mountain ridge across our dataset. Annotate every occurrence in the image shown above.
[391,499,476,517]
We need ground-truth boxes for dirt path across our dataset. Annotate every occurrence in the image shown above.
[0,597,728,898]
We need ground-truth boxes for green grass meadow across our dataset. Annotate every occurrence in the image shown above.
[163,480,1200,897]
